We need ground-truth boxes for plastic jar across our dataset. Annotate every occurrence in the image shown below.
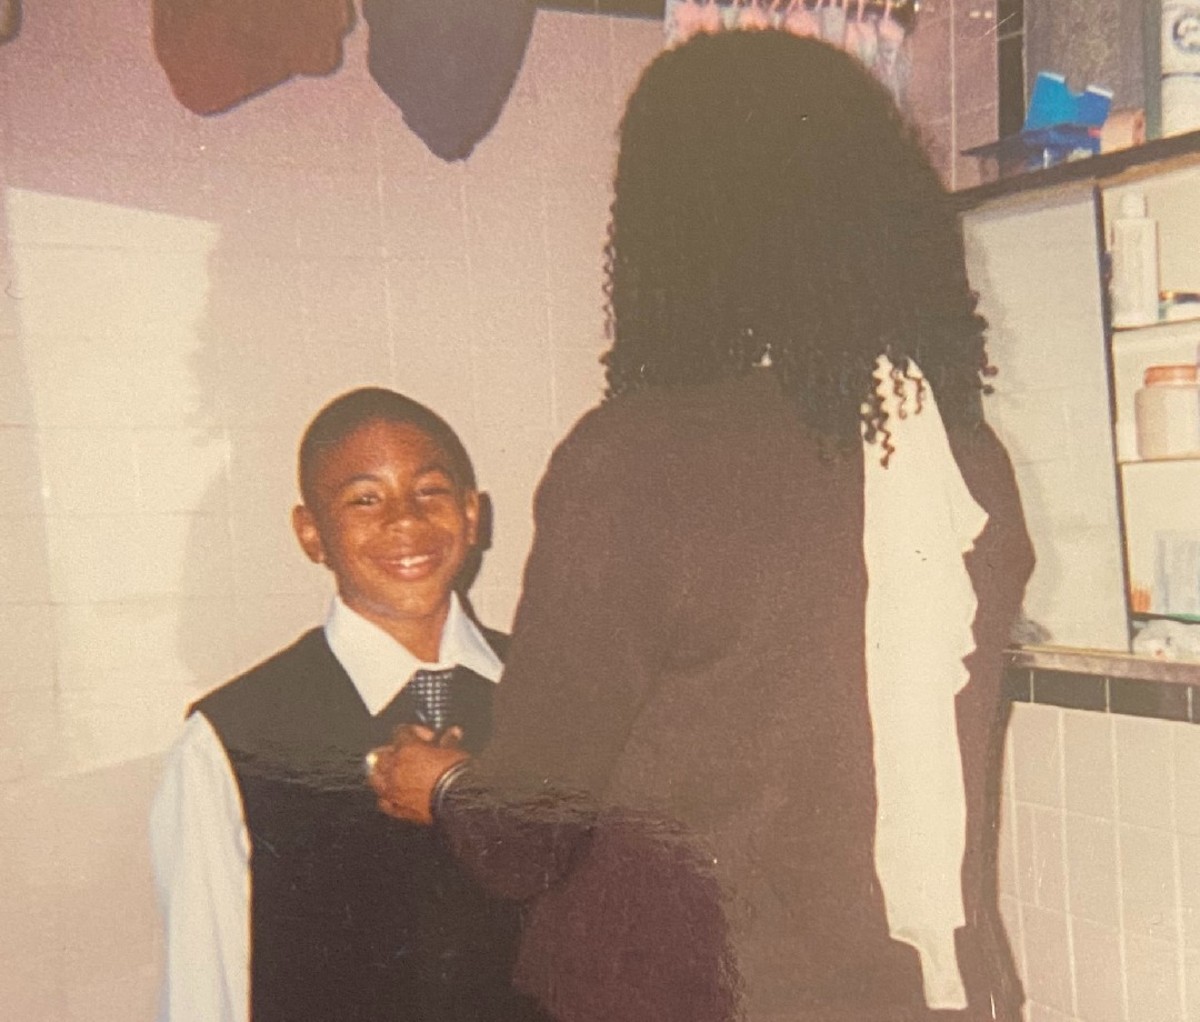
[1162,1,1200,136]
[1135,363,1200,459]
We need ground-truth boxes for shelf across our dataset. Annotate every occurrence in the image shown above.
[535,0,917,25]
[1112,314,1200,339]
[1133,610,1200,623]
[536,0,663,17]
[954,128,1200,210]
[1120,455,1200,467]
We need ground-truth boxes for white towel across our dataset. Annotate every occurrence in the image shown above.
[861,356,988,1010]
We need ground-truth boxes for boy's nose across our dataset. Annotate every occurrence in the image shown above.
[383,493,424,527]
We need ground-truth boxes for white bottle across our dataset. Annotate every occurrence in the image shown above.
[1110,191,1160,329]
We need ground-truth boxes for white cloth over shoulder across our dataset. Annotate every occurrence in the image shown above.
[861,355,987,1010]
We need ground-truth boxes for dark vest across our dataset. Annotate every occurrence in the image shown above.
[194,627,530,1022]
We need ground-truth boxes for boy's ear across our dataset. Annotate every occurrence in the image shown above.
[292,504,326,565]
[463,489,481,548]
[471,490,495,552]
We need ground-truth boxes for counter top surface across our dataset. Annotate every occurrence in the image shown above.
[1008,644,1200,685]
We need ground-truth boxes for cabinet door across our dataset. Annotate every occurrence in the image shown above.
[963,188,1129,651]
[1103,167,1200,629]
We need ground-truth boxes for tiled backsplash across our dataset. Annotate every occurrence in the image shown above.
[1008,666,1198,724]
[1003,654,1199,1017]
[1000,670,1200,1021]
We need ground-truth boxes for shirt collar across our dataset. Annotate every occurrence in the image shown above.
[323,593,503,717]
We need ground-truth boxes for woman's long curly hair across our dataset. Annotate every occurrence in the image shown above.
[602,30,993,448]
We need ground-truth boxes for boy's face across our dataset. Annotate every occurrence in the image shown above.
[292,419,479,660]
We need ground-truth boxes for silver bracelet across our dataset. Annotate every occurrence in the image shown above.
[430,759,472,822]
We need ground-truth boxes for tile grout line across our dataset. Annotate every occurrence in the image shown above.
[457,173,484,449]
[1108,711,1133,1022]
[1056,708,1081,1018]
[948,0,958,191]
[372,135,399,386]
[1170,723,1190,1018]
[1004,718,1032,1016]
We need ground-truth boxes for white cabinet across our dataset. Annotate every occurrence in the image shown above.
[962,151,1200,655]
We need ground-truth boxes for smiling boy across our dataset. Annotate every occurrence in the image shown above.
[292,410,480,662]
[150,388,533,1022]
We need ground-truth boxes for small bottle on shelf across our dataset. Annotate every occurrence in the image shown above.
[1110,191,1161,328]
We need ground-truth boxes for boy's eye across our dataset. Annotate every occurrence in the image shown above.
[347,492,381,507]
[416,484,453,499]
[415,473,456,500]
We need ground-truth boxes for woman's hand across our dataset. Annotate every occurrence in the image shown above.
[367,725,470,825]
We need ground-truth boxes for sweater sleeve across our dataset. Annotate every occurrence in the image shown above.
[440,412,665,899]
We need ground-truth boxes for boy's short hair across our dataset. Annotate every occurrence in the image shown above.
[298,388,477,506]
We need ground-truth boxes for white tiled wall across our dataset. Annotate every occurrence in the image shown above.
[966,186,1199,1018]
[0,3,660,1018]
[1000,705,1200,1021]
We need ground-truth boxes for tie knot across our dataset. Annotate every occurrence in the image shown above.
[409,667,457,733]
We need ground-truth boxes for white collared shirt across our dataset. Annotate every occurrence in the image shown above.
[327,591,503,716]
[149,594,502,1022]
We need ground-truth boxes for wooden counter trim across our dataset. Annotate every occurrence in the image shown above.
[953,130,1200,210]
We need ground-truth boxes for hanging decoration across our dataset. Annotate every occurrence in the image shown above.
[363,0,538,162]
[152,0,356,115]
[663,0,917,106]
[0,0,20,45]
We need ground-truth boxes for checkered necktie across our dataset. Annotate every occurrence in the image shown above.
[409,667,457,734]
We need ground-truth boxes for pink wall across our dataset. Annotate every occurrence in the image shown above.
[908,0,1000,189]
[0,4,659,1018]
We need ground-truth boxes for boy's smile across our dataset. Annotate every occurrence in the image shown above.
[292,419,480,660]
